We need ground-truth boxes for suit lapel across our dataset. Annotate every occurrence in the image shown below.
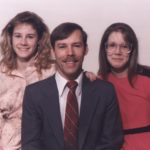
[41,75,99,149]
[42,76,64,148]
[78,75,99,150]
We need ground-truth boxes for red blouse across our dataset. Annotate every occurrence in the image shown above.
[107,73,150,150]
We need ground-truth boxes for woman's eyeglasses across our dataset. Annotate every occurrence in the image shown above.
[105,42,132,55]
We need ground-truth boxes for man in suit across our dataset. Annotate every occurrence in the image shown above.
[21,22,123,150]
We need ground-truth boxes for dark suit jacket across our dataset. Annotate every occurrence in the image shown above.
[21,74,123,150]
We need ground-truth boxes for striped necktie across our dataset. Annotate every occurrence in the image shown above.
[64,80,78,150]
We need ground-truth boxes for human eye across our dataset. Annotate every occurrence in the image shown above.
[28,35,34,39]
[27,34,37,39]
[13,33,21,38]
[121,44,129,49]
[57,44,67,49]
[107,43,116,49]
[73,43,82,48]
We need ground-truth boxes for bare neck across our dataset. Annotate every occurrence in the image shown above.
[111,68,128,78]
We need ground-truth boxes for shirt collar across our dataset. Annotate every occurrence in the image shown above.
[55,71,83,97]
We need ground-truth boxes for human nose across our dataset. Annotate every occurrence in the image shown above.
[67,46,74,55]
[114,45,122,53]
[20,37,27,45]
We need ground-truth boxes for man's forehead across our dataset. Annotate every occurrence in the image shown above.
[55,31,83,44]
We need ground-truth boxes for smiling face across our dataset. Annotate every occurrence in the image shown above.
[12,23,38,62]
[106,31,131,74]
[53,30,87,80]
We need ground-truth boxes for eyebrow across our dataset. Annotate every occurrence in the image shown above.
[56,41,83,45]
[13,32,37,36]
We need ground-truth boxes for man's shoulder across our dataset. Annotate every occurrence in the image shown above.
[82,76,116,104]
[93,78,114,91]
[83,75,115,92]
[27,75,56,90]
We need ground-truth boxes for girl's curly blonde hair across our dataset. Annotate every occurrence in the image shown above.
[0,11,54,74]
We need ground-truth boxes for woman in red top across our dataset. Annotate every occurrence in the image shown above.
[98,22,150,150]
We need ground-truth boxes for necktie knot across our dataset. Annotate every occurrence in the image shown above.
[67,80,78,91]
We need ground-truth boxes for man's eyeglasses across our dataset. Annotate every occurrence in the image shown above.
[105,42,132,55]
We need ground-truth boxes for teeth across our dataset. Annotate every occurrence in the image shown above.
[66,61,74,63]
[18,47,29,49]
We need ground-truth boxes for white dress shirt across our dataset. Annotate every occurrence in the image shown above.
[55,72,83,128]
